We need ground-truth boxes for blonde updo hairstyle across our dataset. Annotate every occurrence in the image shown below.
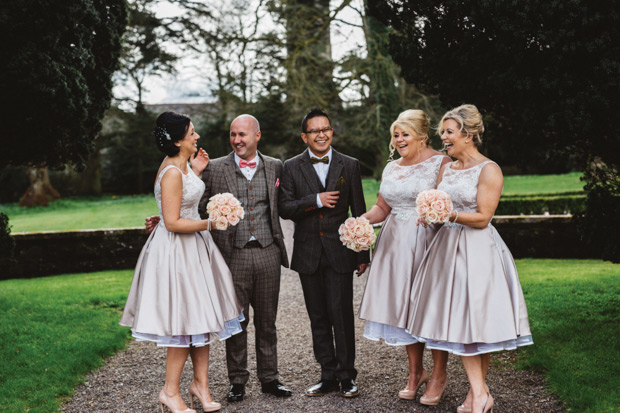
[438,104,484,146]
[388,109,431,161]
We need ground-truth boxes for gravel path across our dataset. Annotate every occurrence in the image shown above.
[63,221,564,412]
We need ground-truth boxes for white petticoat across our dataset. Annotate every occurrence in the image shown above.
[132,314,245,348]
[412,334,534,356]
[363,321,420,346]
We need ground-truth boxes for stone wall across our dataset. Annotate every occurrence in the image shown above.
[1,215,598,280]
[2,228,148,279]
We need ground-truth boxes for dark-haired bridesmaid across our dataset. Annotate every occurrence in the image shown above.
[121,111,243,413]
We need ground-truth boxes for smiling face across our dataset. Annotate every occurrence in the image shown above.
[175,122,199,155]
[440,118,468,157]
[301,116,333,157]
[230,116,261,160]
[393,125,425,160]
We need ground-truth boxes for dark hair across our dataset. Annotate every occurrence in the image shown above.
[301,108,331,133]
[154,111,191,156]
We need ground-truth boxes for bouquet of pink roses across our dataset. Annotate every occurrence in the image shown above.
[338,216,376,252]
[206,193,245,230]
[416,189,453,226]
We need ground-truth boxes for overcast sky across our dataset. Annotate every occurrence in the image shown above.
[123,0,366,105]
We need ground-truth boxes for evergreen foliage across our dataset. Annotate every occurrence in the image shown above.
[0,0,127,169]
[368,0,620,262]
[0,213,15,264]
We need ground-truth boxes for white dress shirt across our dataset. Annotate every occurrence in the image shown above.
[308,148,332,208]
[234,153,260,181]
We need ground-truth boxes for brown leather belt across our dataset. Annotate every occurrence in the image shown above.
[244,240,262,248]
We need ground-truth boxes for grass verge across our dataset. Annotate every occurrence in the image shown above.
[516,259,620,412]
[0,270,132,412]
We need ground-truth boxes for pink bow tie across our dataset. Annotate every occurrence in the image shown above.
[239,159,257,168]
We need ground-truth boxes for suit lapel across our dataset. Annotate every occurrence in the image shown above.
[299,149,323,193]
[325,149,344,192]
[260,152,276,205]
[223,153,239,198]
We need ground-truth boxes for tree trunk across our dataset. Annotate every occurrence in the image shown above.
[19,167,61,207]
[76,148,102,196]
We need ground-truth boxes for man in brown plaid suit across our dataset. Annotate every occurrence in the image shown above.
[278,108,370,398]
[198,114,292,402]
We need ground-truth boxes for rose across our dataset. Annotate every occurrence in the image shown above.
[357,236,369,246]
[354,224,365,236]
[215,216,229,230]
[215,196,227,206]
[344,217,356,230]
[220,205,232,215]
[210,209,221,220]
[426,210,440,224]
[227,215,240,226]
[417,203,429,215]
[431,200,446,211]
[424,191,437,203]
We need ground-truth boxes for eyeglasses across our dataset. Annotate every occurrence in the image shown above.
[304,127,333,136]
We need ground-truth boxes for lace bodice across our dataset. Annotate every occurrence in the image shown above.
[154,165,205,222]
[438,161,495,213]
[380,155,446,220]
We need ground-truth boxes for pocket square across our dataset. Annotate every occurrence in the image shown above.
[275,178,280,187]
[337,176,346,186]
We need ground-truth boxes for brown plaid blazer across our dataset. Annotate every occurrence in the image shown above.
[198,151,289,268]
[278,148,369,274]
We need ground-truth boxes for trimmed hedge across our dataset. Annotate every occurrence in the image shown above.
[497,192,585,215]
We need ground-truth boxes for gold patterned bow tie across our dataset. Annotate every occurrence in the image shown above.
[311,156,329,164]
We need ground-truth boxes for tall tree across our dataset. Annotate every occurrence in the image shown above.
[0,0,126,206]
[368,0,620,262]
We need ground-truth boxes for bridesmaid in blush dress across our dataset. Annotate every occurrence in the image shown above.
[120,111,243,413]
[407,105,533,413]
[358,109,451,405]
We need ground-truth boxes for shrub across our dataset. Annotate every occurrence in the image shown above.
[0,213,15,263]
[496,192,585,215]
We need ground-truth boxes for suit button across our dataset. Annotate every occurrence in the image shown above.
[250,228,255,232]
[250,196,254,200]
[249,186,253,190]
[250,217,255,221]
[319,214,324,219]
[249,207,253,211]
[320,232,324,236]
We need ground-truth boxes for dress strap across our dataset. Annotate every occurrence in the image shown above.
[156,165,184,185]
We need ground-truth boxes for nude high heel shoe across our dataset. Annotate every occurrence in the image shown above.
[189,382,221,412]
[482,393,494,413]
[419,378,448,406]
[398,369,429,400]
[158,390,196,413]
[456,403,472,413]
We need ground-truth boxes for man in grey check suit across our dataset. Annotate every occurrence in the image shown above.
[198,114,292,402]
[278,108,370,398]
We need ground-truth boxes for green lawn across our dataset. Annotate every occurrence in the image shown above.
[1,172,585,232]
[0,270,132,412]
[0,260,617,411]
[1,195,158,233]
[516,259,620,412]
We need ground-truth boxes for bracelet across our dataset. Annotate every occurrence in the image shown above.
[451,210,459,223]
[207,219,211,231]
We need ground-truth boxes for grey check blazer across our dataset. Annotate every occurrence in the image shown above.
[198,152,289,268]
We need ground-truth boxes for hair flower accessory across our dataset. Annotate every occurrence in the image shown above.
[154,126,172,142]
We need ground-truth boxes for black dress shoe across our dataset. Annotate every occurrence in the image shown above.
[227,384,245,402]
[261,380,293,397]
[340,379,359,398]
[305,379,340,397]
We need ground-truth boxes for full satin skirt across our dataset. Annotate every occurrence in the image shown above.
[406,223,533,356]
[359,213,437,346]
[120,223,243,347]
